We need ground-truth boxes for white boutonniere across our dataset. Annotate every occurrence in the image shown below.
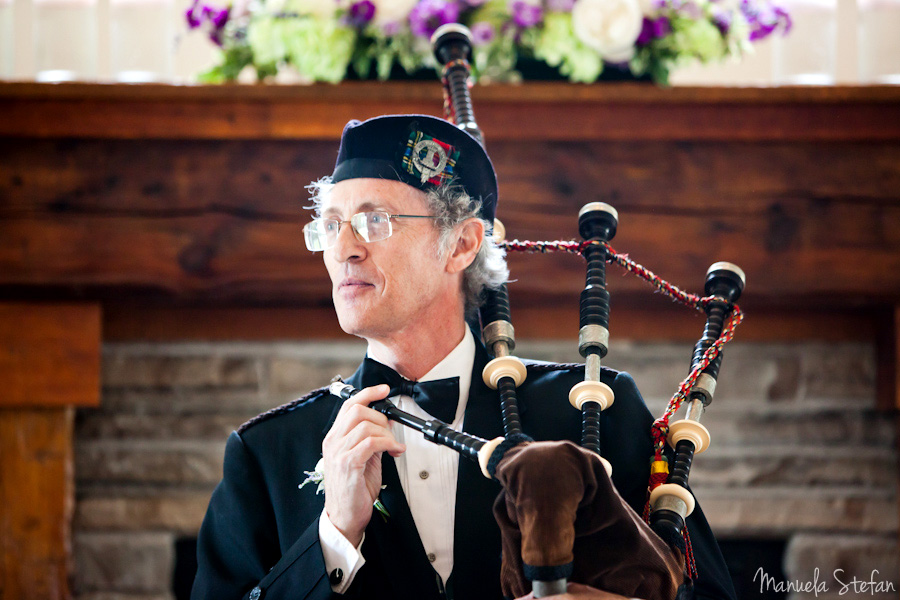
[299,458,327,494]
[299,457,391,521]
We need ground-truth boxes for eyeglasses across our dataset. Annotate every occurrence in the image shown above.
[303,211,437,252]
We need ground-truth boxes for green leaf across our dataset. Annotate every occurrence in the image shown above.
[284,18,357,83]
[532,13,603,83]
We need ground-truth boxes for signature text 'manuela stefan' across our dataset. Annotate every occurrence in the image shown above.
[754,567,896,596]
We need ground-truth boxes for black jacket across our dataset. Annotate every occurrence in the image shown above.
[192,339,737,600]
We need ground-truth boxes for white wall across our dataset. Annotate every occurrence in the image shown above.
[0,0,894,84]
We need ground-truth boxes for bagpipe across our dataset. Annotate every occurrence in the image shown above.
[333,23,745,600]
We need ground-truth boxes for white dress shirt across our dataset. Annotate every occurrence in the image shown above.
[320,327,475,593]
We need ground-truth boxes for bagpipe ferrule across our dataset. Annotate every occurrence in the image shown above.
[707,262,746,293]
[532,579,568,598]
[492,218,506,243]
[578,324,609,358]
[483,355,528,389]
[329,380,354,400]
[477,436,506,479]
[689,373,717,407]
[578,202,619,236]
[568,380,615,412]
[667,420,711,455]
[459,120,481,139]
[483,320,516,354]
[650,483,696,518]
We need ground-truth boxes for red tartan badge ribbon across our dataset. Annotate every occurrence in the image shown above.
[402,130,460,185]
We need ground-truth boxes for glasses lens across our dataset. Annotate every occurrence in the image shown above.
[352,212,392,243]
[303,219,335,251]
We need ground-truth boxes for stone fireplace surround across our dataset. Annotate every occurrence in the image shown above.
[72,339,899,599]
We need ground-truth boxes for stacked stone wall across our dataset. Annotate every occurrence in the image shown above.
[72,340,899,599]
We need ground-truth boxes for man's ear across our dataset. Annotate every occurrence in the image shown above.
[446,218,485,274]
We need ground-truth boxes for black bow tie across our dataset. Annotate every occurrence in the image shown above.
[359,357,460,423]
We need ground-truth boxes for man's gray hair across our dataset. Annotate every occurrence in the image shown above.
[307,177,508,315]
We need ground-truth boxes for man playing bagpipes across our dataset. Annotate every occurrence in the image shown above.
[191,111,738,600]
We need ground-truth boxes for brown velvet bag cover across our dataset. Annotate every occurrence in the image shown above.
[492,440,684,600]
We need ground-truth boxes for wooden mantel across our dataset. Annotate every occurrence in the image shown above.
[2,83,899,322]
[2,82,900,141]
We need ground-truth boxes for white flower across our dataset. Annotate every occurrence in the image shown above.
[371,0,420,25]
[299,457,326,494]
[602,44,636,63]
[572,0,644,59]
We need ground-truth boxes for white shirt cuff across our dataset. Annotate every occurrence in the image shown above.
[318,508,366,594]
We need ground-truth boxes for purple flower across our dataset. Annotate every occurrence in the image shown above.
[185,1,230,41]
[210,6,230,29]
[636,15,671,45]
[711,7,732,35]
[509,0,542,27]
[637,19,652,45]
[409,0,461,39]
[742,0,791,41]
[185,3,202,28]
[546,0,575,11]
[470,21,495,45]
[652,16,671,37]
[346,0,376,27]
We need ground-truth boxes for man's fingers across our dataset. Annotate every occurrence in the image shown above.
[340,420,405,461]
[336,383,390,414]
[349,383,391,405]
[343,435,405,466]
[332,383,389,421]
[326,384,392,440]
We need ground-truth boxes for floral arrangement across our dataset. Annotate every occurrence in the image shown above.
[185,0,790,85]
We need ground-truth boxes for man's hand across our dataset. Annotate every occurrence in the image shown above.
[515,583,639,599]
[322,384,406,547]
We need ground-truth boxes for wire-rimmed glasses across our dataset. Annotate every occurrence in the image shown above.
[303,211,437,252]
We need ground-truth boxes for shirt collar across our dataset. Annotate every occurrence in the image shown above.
[367,327,475,419]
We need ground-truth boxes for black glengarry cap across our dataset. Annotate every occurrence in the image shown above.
[332,114,498,222]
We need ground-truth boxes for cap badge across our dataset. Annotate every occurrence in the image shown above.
[403,130,459,185]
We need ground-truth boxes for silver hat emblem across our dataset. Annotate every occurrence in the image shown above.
[411,139,448,183]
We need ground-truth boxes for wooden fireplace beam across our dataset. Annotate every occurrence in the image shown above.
[0,303,101,600]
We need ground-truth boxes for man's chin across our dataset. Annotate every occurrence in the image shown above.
[335,313,369,339]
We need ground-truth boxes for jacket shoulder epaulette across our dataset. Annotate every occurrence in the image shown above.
[237,386,331,435]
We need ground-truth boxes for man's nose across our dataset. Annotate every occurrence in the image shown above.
[331,221,366,262]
